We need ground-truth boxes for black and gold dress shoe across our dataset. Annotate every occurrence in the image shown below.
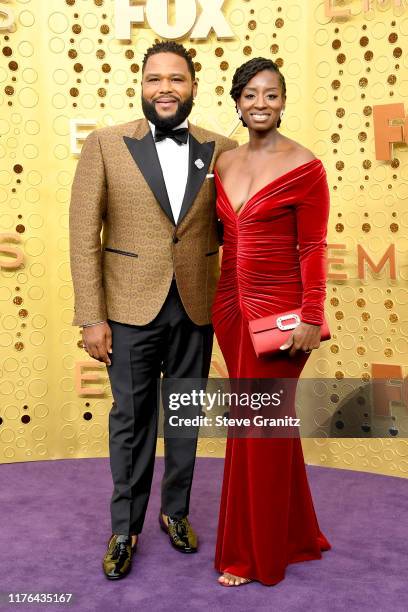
[102,534,134,580]
[159,513,198,553]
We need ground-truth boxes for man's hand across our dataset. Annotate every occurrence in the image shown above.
[279,322,321,358]
[81,322,112,366]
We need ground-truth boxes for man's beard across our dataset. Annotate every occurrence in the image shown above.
[141,94,194,130]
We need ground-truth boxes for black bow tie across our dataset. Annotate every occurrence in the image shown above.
[154,127,189,146]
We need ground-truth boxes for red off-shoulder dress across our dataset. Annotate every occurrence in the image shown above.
[213,159,331,586]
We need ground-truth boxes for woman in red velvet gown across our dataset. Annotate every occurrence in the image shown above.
[213,58,331,587]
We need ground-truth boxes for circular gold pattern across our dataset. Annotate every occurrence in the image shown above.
[131,64,139,73]
[357,346,365,355]
[96,49,105,59]
[335,371,344,380]
[83,412,93,421]
[360,37,369,47]
[275,18,284,28]
[393,48,402,58]
[363,160,371,169]
[188,48,196,59]
[336,108,345,118]
[357,298,366,307]
[332,40,341,50]
[74,63,83,73]
[95,0,103,5]
[100,25,109,35]
[9,61,18,71]
[215,47,224,57]
[384,348,393,358]
[194,63,202,72]
[335,311,344,320]
[68,49,77,59]
[359,77,368,88]
[384,300,393,309]
[5,86,14,95]
[19,309,28,318]
[13,296,23,305]
[3,47,12,57]
[66,0,75,5]
[70,88,79,97]
[364,51,373,61]
[335,223,344,232]
[102,64,111,73]
[248,20,257,30]
[72,24,81,34]
[358,132,367,141]
[243,46,252,56]
[331,80,341,90]
[391,158,400,168]
[362,223,371,232]
[389,33,398,44]
[125,50,134,59]
[21,415,31,424]
[389,313,398,323]
[275,58,284,68]
[390,223,398,232]
[336,161,344,170]
[220,61,229,71]
[361,312,370,321]
[387,75,396,85]
[331,133,340,143]
[16,225,25,233]
[337,54,346,64]
[15,342,24,351]
[97,88,106,97]
[330,345,339,354]
[363,106,372,116]
[271,44,279,54]
[330,298,339,306]
[216,86,224,95]
[126,88,135,97]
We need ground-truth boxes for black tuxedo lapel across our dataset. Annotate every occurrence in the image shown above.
[177,135,215,226]
[123,132,175,225]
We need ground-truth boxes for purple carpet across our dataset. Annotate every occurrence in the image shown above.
[1,456,407,612]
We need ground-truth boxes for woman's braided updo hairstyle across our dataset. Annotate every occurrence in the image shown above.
[230,57,286,128]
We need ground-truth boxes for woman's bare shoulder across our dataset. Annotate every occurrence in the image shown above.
[284,139,317,165]
[215,145,246,178]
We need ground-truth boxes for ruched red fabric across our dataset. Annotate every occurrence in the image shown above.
[213,159,331,586]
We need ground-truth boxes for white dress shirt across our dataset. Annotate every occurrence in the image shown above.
[148,119,189,225]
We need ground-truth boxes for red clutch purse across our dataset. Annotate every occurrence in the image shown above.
[248,308,331,359]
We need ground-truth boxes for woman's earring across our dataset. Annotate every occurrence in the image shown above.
[280,110,284,120]
[237,108,242,119]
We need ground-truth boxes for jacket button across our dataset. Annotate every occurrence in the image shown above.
[173,237,179,244]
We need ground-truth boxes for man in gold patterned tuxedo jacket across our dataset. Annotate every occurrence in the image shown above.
[69,41,237,580]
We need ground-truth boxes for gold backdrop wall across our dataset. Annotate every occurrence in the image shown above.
[0,0,407,476]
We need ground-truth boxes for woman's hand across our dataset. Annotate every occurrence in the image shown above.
[279,322,321,358]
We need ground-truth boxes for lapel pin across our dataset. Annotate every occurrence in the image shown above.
[195,158,204,170]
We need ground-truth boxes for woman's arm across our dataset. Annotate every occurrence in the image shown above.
[280,161,330,357]
[296,163,330,326]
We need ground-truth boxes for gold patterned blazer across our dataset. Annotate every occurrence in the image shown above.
[69,118,237,326]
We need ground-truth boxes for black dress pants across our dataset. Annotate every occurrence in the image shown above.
[106,281,213,535]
